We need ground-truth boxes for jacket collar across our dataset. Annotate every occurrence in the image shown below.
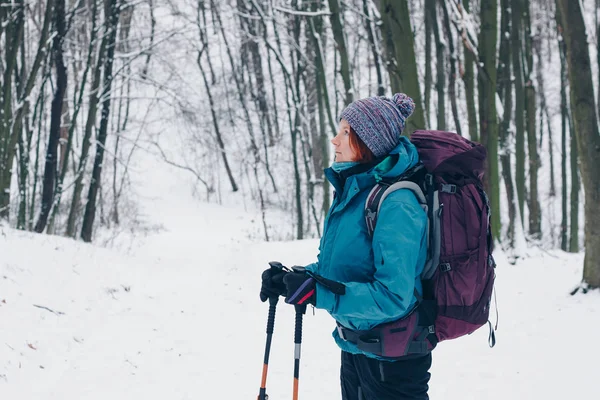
[325,159,381,195]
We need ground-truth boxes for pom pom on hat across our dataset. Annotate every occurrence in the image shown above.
[339,93,415,158]
[393,93,415,119]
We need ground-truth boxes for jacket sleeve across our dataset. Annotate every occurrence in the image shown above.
[315,189,428,322]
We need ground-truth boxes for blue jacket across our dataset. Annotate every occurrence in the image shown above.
[306,137,428,358]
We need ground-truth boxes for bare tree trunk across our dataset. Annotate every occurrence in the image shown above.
[597,0,600,121]
[16,110,28,229]
[303,3,320,234]
[35,0,68,233]
[316,64,331,218]
[66,1,109,238]
[197,3,237,193]
[523,0,540,239]
[111,3,134,226]
[141,0,156,79]
[328,0,353,105]
[15,35,27,230]
[462,0,478,141]
[537,35,556,198]
[525,81,540,238]
[306,3,324,179]
[0,1,6,43]
[54,0,97,211]
[363,0,384,96]
[237,4,278,197]
[569,118,579,253]
[13,0,55,227]
[255,3,317,242]
[441,0,462,136]
[424,0,434,127]
[81,0,121,242]
[213,0,270,240]
[498,0,516,247]
[376,0,426,135]
[291,0,304,239]
[306,17,337,137]
[308,4,327,234]
[58,95,70,176]
[431,1,445,130]
[558,21,568,251]
[0,0,25,220]
[237,0,274,146]
[263,11,280,142]
[29,86,46,231]
[117,1,133,52]
[213,0,261,168]
[512,0,526,227]
[306,4,331,218]
[478,0,501,239]
[378,0,400,93]
[557,0,600,289]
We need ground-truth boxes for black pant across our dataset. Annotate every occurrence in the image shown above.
[340,351,432,400]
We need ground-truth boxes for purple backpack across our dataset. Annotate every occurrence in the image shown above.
[338,130,496,358]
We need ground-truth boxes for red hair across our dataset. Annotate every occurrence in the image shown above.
[348,128,374,163]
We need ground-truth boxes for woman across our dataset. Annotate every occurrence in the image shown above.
[260,93,431,400]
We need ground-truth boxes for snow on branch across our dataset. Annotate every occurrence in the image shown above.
[33,304,65,316]
[447,0,480,58]
[272,6,331,17]
[447,0,506,122]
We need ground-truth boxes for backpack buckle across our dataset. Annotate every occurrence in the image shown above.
[425,174,434,186]
[428,325,435,334]
[440,263,452,272]
[337,324,347,341]
[441,184,457,193]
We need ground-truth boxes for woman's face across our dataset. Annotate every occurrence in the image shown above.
[331,119,358,162]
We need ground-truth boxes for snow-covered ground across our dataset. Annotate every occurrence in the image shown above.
[1,159,599,400]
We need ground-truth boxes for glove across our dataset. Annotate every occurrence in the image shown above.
[283,270,316,306]
[259,264,288,302]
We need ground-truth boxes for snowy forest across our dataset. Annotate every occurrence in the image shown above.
[0,0,599,289]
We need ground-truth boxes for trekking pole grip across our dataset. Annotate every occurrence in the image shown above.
[266,296,278,334]
[294,305,305,343]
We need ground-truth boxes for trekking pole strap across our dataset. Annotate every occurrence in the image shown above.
[305,270,346,295]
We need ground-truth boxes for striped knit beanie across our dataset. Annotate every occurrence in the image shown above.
[340,93,415,158]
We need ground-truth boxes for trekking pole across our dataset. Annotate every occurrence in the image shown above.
[258,295,278,400]
[258,261,289,400]
[292,304,307,400]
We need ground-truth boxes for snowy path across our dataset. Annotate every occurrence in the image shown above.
[2,161,600,399]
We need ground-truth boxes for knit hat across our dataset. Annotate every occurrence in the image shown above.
[340,93,415,158]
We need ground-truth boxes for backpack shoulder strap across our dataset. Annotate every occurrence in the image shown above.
[365,183,388,236]
[364,178,427,238]
[364,164,439,282]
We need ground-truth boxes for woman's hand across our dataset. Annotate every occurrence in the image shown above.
[259,262,289,302]
[283,268,316,306]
